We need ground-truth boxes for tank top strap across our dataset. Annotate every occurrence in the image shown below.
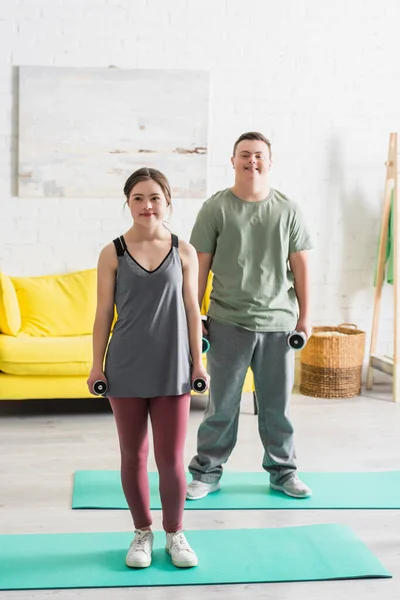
[112,236,127,257]
[171,233,179,248]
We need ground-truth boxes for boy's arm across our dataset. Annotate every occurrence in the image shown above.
[189,199,217,321]
[288,250,311,338]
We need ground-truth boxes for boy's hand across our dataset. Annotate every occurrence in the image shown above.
[296,318,312,339]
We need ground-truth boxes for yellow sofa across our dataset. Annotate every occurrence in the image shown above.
[0,269,255,401]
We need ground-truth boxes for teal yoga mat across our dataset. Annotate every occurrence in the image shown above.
[0,525,390,590]
[72,470,400,510]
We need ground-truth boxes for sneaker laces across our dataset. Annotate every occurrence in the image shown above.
[289,474,300,483]
[133,530,151,552]
[171,532,191,553]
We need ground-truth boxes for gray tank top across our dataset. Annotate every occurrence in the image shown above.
[104,233,192,398]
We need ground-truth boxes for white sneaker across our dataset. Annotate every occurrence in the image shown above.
[166,531,198,568]
[125,529,154,568]
[270,474,312,498]
[186,480,220,500]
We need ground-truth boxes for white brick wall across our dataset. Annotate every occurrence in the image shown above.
[1,0,400,378]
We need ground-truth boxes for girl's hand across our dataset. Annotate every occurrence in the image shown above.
[87,368,108,395]
[191,363,210,391]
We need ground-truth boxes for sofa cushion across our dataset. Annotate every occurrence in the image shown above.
[0,333,93,376]
[11,269,97,337]
[0,272,21,336]
[0,373,94,400]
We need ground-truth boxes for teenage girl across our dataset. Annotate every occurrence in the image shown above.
[87,167,208,568]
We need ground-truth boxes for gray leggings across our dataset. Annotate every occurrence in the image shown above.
[189,318,297,485]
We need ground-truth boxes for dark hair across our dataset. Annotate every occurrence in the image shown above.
[124,167,172,206]
[233,132,272,157]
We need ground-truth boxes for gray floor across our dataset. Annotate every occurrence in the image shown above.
[1,385,399,599]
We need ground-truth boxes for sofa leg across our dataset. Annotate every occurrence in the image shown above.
[253,391,258,415]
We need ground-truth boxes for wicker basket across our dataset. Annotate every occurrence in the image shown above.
[300,323,366,398]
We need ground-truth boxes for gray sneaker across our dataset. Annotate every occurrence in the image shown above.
[186,480,220,500]
[270,475,312,498]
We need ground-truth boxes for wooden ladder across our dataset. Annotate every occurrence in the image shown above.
[366,133,399,401]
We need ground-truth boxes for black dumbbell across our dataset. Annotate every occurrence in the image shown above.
[287,331,307,350]
[93,380,108,396]
[192,377,208,393]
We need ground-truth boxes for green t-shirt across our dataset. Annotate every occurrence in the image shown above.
[189,188,313,332]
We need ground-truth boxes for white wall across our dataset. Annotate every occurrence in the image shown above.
[1,0,400,364]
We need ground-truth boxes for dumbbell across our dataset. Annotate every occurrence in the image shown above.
[192,377,208,393]
[287,331,307,351]
[202,335,210,354]
[93,380,108,396]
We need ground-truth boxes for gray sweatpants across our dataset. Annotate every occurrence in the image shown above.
[189,318,297,485]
